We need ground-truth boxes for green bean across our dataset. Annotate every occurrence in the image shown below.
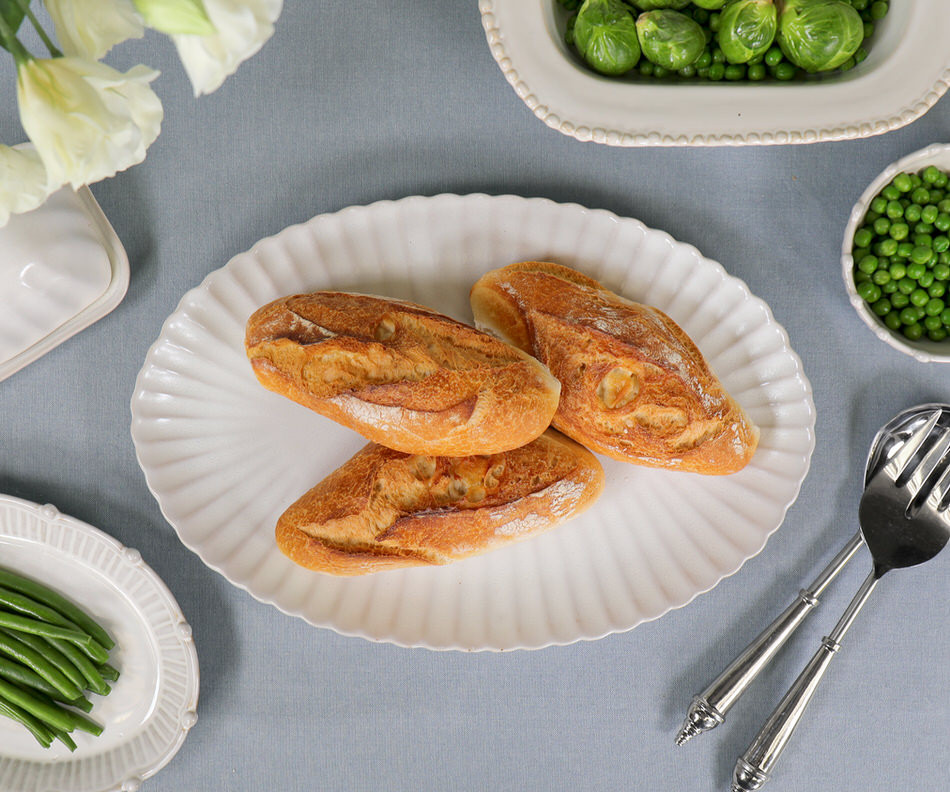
[52,728,77,751]
[0,694,54,747]
[0,612,109,663]
[0,585,82,630]
[0,629,87,693]
[48,638,110,696]
[62,707,102,736]
[0,677,75,733]
[0,630,81,699]
[0,655,62,698]
[0,568,115,650]
[97,663,119,682]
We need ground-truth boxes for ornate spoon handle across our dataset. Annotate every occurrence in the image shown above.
[676,532,863,745]
[731,571,879,792]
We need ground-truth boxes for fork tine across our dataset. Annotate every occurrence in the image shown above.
[903,426,950,500]
[885,411,942,480]
[928,457,950,512]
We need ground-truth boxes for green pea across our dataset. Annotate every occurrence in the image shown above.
[875,239,898,256]
[912,245,932,265]
[926,298,946,316]
[854,227,873,248]
[882,185,901,201]
[935,213,950,232]
[747,63,766,81]
[763,46,782,67]
[885,200,904,219]
[724,64,745,81]
[905,205,922,223]
[911,289,930,307]
[925,315,943,331]
[919,271,935,288]
[897,277,916,294]
[858,281,882,302]
[774,62,796,80]
[893,173,913,193]
[871,269,891,285]
[939,200,950,214]
[884,312,902,331]
[935,172,949,189]
[891,292,910,308]
[935,236,950,253]
[907,261,926,279]
[695,51,713,69]
[923,165,942,184]
[928,327,948,341]
[712,47,725,63]
[922,205,939,224]
[900,306,921,325]
[897,242,914,259]
[941,307,950,326]
[914,233,933,247]
[873,217,891,235]
[888,223,908,241]
[709,12,721,31]
[708,62,725,80]
[883,280,898,294]
[941,252,950,266]
[929,282,946,298]
[870,196,887,214]
[912,187,931,204]
[640,61,655,76]
[871,298,891,316]
[904,323,924,341]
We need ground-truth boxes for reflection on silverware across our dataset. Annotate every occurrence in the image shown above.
[675,402,940,745]
[732,406,950,791]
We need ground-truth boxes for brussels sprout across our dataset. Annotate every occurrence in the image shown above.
[636,10,705,71]
[634,0,691,9]
[717,0,777,64]
[692,0,726,8]
[574,0,641,76]
[777,0,864,72]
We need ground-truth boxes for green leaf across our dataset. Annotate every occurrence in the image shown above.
[0,0,26,54]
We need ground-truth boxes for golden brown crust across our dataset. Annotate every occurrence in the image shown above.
[470,261,759,474]
[245,292,560,456]
[275,429,605,575]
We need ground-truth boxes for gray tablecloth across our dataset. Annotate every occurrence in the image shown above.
[2,3,949,791]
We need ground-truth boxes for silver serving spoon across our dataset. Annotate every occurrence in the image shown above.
[732,408,950,791]
[676,403,944,745]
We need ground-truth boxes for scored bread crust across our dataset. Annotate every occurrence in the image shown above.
[275,429,605,575]
[245,292,560,456]
[470,261,759,475]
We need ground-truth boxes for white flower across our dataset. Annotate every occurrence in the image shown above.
[132,0,216,35]
[44,0,144,60]
[17,57,163,189]
[171,0,283,96]
[0,146,56,227]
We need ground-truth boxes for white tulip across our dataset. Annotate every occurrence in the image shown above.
[172,0,283,96]
[17,57,163,190]
[44,0,144,60]
[0,146,56,227]
[132,0,216,35]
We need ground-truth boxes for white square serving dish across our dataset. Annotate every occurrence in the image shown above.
[479,0,950,146]
[0,186,129,383]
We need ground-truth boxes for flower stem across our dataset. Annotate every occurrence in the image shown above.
[13,0,61,58]
[0,10,31,65]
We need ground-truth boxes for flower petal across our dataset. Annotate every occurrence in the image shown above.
[44,0,144,60]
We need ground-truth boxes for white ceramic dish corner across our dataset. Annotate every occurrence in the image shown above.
[0,186,130,383]
[0,495,199,792]
[842,142,950,363]
[130,193,816,651]
[479,0,950,146]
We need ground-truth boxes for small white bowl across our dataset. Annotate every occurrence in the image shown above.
[842,143,950,363]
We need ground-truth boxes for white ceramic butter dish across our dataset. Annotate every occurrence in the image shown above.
[0,186,129,383]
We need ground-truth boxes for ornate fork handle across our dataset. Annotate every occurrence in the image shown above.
[676,532,864,745]
[731,571,879,792]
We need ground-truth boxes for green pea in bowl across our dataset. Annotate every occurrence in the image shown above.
[843,143,950,363]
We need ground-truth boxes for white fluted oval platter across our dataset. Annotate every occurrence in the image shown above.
[0,494,199,792]
[130,194,815,651]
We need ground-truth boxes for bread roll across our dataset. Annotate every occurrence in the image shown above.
[245,292,560,456]
[470,262,759,474]
[275,429,604,575]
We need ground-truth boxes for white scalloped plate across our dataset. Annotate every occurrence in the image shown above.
[480,1,950,146]
[0,495,199,792]
[130,194,815,650]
